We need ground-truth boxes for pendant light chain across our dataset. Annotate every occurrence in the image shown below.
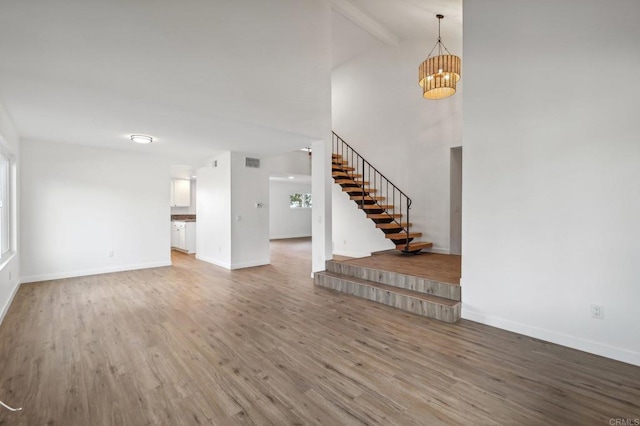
[425,15,453,60]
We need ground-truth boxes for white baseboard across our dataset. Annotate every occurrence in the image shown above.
[429,247,451,255]
[462,307,640,367]
[195,254,231,270]
[0,280,21,326]
[270,234,312,240]
[332,250,371,259]
[231,259,270,269]
[20,261,172,284]
[196,255,270,270]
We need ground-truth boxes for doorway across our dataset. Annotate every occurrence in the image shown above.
[450,147,462,255]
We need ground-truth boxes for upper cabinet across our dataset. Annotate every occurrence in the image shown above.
[170,179,191,207]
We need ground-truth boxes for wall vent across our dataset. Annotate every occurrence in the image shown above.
[245,157,260,168]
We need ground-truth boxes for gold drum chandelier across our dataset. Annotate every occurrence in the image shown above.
[418,14,461,100]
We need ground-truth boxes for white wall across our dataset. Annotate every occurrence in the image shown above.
[264,151,312,177]
[332,35,462,256]
[171,179,196,215]
[196,152,270,269]
[230,152,270,268]
[332,183,392,257]
[462,0,640,366]
[0,101,20,324]
[196,152,231,268]
[270,181,312,240]
[312,137,333,273]
[20,139,171,282]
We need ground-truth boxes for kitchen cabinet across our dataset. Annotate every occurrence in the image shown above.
[171,222,180,247]
[171,221,196,254]
[170,179,191,207]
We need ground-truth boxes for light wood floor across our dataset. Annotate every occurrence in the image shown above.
[0,238,638,425]
[333,250,461,285]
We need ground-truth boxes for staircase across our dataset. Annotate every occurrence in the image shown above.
[314,133,460,323]
[331,132,432,254]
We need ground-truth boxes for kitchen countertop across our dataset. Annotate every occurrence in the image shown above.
[171,214,196,222]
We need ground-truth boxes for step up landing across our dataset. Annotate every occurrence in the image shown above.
[314,259,461,323]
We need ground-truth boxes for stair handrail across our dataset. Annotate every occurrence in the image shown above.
[332,132,412,251]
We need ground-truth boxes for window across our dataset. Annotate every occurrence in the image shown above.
[290,193,312,209]
[0,150,11,258]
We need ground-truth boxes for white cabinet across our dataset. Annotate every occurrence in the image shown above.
[185,222,196,253]
[170,179,191,207]
[171,221,196,254]
[171,223,179,247]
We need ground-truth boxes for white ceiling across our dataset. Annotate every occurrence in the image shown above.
[332,10,384,70]
[349,0,461,40]
[0,0,461,168]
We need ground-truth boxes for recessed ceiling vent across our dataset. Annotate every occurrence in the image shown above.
[245,157,260,168]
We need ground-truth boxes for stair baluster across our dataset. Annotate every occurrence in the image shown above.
[332,132,429,254]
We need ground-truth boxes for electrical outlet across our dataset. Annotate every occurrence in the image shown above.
[108,250,114,258]
[591,304,604,319]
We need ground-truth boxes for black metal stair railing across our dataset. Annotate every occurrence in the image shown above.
[332,132,412,251]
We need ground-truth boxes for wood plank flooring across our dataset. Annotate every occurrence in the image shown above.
[335,250,461,285]
[0,237,638,425]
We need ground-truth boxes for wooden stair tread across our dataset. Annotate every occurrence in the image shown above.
[367,213,402,219]
[358,204,394,210]
[318,272,459,307]
[332,165,355,171]
[385,232,422,239]
[350,195,385,201]
[376,222,411,229]
[334,173,362,178]
[396,242,433,251]
[335,180,369,185]
[343,187,378,193]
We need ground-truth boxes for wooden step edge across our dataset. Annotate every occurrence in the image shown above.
[335,180,370,185]
[334,173,363,178]
[350,195,385,201]
[316,272,460,308]
[358,204,394,210]
[385,232,422,239]
[396,242,433,251]
[376,222,412,229]
[367,213,402,219]
[343,187,378,193]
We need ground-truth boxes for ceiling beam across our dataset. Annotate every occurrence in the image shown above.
[331,0,400,46]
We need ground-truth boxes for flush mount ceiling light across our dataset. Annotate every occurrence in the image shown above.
[130,134,153,144]
[418,14,461,100]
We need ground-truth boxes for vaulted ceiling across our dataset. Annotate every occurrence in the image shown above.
[0,0,461,165]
